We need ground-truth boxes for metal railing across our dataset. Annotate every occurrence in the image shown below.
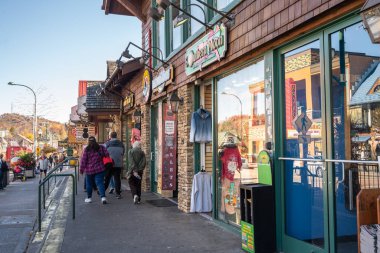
[278,157,380,211]
[37,157,79,232]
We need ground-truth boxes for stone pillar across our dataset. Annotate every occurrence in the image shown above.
[177,84,195,213]
[140,103,151,192]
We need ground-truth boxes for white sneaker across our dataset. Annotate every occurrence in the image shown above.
[133,195,138,204]
[101,197,107,204]
[85,198,92,203]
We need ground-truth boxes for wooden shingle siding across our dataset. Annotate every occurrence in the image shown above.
[140,0,363,92]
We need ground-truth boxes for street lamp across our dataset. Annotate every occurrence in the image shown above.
[8,82,38,158]
[221,91,243,143]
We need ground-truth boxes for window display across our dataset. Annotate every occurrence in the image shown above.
[216,60,265,226]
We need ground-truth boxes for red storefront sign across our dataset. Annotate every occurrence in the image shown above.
[161,103,177,190]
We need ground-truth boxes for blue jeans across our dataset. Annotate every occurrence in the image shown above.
[109,176,115,189]
[86,171,105,198]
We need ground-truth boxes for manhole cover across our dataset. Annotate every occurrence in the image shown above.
[146,199,177,207]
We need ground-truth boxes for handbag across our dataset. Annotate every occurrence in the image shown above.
[98,149,113,166]
[103,156,113,166]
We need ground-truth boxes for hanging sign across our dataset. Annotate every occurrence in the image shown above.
[185,23,227,76]
[152,65,174,93]
[123,93,134,112]
[257,150,272,186]
[142,69,152,103]
[162,103,177,190]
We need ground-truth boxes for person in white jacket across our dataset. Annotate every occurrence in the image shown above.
[37,152,50,179]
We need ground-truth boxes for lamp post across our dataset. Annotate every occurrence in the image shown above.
[221,91,243,143]
[8,82,38,158]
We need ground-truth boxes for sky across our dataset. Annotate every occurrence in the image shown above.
[0,0,142,123]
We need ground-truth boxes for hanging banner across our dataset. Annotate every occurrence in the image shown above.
[161,103,177,190]
[123,93,134,112]
[152,65,174,94]
[142,69,152,103]
[185,23,227,76]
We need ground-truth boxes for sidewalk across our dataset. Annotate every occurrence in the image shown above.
[59,179,243,253]
[0,175,39,253]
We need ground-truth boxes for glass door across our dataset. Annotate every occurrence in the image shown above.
[326,20,380,253]
[279,36,328,253]
[278,16,380,253]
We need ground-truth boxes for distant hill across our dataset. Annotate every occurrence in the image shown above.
[0,113,67,140]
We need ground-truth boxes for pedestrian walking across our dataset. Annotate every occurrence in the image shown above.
[48,155,53,167]
[0,154,8,190]
[80,136,108,204]
[104,132,125,199]
[127,141,146,204]
[37,152,50,179]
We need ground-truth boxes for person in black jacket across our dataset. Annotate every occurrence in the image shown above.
[105,132,125,199]
[0,154,8,190]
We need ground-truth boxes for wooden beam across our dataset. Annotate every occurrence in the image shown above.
[115,0,146,23]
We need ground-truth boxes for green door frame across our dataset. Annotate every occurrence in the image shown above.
[150,105,158,193]
[275,31,328,253]
[273,12,362,253]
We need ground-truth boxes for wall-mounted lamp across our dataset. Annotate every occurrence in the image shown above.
[149,0,213,29]
[133,107,144,124]
[140,46,165,66]
[173,4,205,28]
[361,0,380,44]
[168,91,184,113]
[125,42,169,68]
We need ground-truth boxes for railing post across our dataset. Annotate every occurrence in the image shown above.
[71,175,75,220]
[38,183,42,232]
[43,183,46,209]
[74,164,78,195]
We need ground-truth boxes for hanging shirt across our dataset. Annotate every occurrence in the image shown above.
[189,108,212,143]
[190,172,212,213]
[220,146,242,181]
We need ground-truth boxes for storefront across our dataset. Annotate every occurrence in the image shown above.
[101,0,380,252]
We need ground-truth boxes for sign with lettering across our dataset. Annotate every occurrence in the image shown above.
[142,69,152,103]
[185,23,227,76]
[123,93,134,112]
[162,103,177,190]
[241,221,254,253]
[152,65,174,93]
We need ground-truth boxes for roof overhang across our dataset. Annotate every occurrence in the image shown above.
[102,0,146,22]
[106,58,143,89]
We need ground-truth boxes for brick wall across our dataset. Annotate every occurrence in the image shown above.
[140,103,151,191]
[177,84,195,212]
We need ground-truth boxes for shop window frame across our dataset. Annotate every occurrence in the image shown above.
[151,0,242,67]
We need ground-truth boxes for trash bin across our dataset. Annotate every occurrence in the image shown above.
[240,184,276,253]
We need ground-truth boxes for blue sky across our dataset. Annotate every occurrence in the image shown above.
[0,0,141,123]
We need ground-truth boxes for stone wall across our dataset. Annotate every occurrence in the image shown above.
[177,84,195,212]
[140,103,151,192]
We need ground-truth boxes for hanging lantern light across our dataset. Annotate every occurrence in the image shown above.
[361,0,380,44]
[168,92,184,114]
[133,107,143,124]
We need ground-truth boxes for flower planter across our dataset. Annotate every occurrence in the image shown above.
[25,168,35,178]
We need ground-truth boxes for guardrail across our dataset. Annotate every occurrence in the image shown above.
[37,157,79,232]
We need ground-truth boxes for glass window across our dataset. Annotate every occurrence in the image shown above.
[216,60,265,226]
[330,22,380,253]
[217,0,234,10]
[158,18,166,58]
[190,0,205,36]
[172,0,181,50]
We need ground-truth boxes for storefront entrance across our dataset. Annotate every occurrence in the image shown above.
[277,16,380,253]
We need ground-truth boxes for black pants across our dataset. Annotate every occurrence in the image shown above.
[0,170,4,189]
[128,171,143,200]
[104,167,122,195]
